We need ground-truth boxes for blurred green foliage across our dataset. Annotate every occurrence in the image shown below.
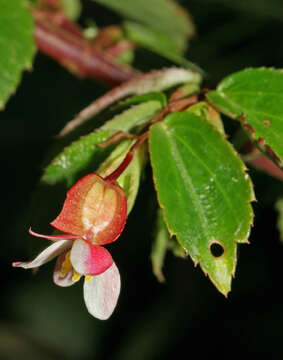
[2,0,283,359]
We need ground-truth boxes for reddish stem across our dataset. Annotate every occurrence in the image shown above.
[105,132,149,182]
[150,95,198,125]
[32,9,139,86]
[247,154,283,181]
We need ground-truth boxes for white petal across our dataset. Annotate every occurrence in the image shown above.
[13,240,72,269]
[70,239,113,276]
[83,262,121,320]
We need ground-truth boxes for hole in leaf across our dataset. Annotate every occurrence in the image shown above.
[210,242,224,258]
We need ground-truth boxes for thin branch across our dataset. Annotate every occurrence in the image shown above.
[105,132,149,182]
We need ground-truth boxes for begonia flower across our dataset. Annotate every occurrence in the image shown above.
[13,173,127,320]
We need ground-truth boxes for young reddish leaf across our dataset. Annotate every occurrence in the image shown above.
[51,174,127,245]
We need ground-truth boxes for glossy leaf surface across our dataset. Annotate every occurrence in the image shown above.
[149,112,254,295]
[0,0,35,108]
[207,68,283,167]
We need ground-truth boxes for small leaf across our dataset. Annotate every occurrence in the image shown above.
[43,100,161,186]
[206,68,283,167]
[97,140,147,214]
[0,0,36,108]
[149,112,254,295]
[151,209,171,282]
[92,0,195,52]
[169,82,200,101]
[62,0,82,20]
[275,198,283,242]
[151,209,187,282]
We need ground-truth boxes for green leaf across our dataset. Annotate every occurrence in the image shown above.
[62,0,82,20]
[0,0,35,108]
[168,237,186,258]
[124,21,182,57]
[114,92,167,112]
[151,209,171,282]
[42,130,112,187]
[100,99,162,132]
[149,112,254,295]
[97,140,147,214]
[124,22,202,74]
[206,68,283,167]
[92,0,195,52]
[60,67,202,136]
[169,82,200,100]
[43,100,161,186]
[151,209,187,282]
[275,197,283,242]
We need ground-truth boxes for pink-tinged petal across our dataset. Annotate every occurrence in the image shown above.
[29,228,78,242]
[53,251,81,287]
[12,240,72,269]
[83,262,121,320]
[70,239,113,276]
[51,174,127,245]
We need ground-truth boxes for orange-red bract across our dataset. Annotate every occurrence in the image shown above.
[51,174,127,245]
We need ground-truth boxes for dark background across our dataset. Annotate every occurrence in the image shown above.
[1,0,283,359]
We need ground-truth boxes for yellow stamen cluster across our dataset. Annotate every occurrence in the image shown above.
[60,251,81,282]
